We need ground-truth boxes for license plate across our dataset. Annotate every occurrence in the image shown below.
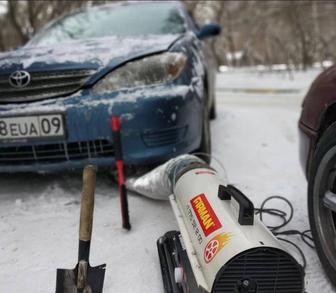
[0,114,65,140]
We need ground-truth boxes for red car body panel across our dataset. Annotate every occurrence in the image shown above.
[299,66,336,177]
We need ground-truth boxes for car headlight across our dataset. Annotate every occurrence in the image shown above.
[92,52,187,93]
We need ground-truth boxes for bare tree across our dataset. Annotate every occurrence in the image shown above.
[187,1,336,69]
[1,0,336,70]
[1,0,88,50]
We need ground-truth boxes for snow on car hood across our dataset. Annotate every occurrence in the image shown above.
[0,34,182,72]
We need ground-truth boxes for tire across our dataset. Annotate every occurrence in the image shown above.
[308,122,336,288]
[210,96,217,120]
[194,104,211,164]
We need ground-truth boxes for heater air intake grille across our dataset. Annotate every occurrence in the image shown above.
[212,247,304,293]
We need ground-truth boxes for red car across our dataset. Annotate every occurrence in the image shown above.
[299,66,336,286]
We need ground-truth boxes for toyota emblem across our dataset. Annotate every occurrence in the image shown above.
[9,70,31,88]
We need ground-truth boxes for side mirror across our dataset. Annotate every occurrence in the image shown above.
[197,23,221,40]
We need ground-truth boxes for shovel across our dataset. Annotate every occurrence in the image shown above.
[56,165,106,293]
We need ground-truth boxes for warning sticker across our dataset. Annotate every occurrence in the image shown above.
[204,232,232,263]
[190,193,222,237]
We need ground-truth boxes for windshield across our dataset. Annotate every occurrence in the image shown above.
[30,2,186,46]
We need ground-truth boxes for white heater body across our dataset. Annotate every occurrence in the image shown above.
[170,166,303,292]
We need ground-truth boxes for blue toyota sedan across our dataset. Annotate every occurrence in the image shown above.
[0,1,220,172]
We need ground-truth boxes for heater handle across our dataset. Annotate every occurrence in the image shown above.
[218,185,254,225]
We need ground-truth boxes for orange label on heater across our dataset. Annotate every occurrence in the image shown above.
[190,193,222,237]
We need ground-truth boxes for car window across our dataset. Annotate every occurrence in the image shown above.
[30,3,186,46]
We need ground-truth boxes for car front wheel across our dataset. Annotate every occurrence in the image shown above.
[210,96,217,120]
[308,123,336,287]
[194,103,211,164]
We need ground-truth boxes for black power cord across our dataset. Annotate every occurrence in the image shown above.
[255,195,315,271]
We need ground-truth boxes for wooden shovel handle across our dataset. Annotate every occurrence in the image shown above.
[79,165,96,241]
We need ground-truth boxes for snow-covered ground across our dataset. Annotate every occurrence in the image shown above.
[0,69,334,292]
[217,67,322,94]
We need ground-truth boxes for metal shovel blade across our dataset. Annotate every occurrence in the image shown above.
[56,166,106,293]
[56,263,106,293]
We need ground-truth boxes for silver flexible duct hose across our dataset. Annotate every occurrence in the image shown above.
[125,154,206,200]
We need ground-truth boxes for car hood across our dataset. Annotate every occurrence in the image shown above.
[0,34,182,78]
